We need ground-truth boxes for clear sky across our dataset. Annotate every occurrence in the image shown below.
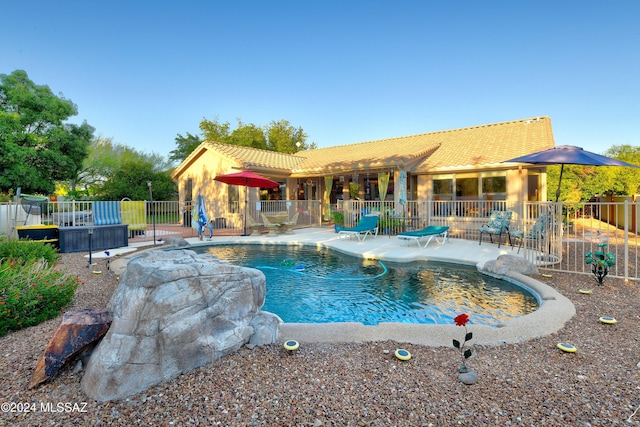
[3,1,639,159]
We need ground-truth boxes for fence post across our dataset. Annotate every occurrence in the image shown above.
[624,200,629,282]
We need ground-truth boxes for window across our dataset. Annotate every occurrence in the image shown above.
[185,178,193,203]
[481,176,506,198]
[228,185,239,213]
[455,177,478,199]
[433,178,453,200]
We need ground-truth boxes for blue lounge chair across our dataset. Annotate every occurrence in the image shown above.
[335,215,379,241]
[397,225,449,248]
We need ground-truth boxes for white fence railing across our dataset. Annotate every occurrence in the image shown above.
[2,198,639,281]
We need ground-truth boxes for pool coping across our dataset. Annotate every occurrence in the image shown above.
[110,228,576,347]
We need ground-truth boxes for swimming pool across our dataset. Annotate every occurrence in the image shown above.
[196,244,539,326]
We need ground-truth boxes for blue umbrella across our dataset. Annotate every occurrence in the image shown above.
[504,145,640,202]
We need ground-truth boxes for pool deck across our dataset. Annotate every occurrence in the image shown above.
[111,227,575,348]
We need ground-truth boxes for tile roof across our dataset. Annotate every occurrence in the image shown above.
[173,116,555,178]
[293,116,554,175]
[202,142,306,171]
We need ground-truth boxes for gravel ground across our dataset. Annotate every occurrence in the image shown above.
[1,250,640,426]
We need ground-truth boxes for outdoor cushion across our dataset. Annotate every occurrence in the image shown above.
[121,201,146,231]
[478,210,512,247]
[510,214,554,253]
[94,201,122,225]
[335,215,379,241]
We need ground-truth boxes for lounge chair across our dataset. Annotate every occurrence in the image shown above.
[509,214,554,253]
[397,225,449,248]
[478,210,512,248]
[335,214,379,241]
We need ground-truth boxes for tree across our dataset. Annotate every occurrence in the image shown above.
[199,116,231,143]
[97,158,176,201]
[60,136,173,198]
[0,70,94,194]
[265,119,315,153]
[166,116,315,164]
[168,132,202,164]
[228,120,267,149]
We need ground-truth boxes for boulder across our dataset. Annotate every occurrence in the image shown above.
[81,249,281,401]
[164,236,190,247]
[479,254,539,276]
[29,308,112,389]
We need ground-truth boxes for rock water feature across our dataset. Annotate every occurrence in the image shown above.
[81,249,282,401]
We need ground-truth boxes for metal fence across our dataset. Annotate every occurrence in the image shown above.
[0,199,323,243]
[3,197,640,280]
[337,199,640,281]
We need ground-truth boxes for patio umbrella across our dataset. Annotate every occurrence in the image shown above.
[214,170,280,235]
[397,170,407,207]
[504,145,640,202]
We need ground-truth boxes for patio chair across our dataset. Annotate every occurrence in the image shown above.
[335,214,379,241]
[478,210,512,248]
[121,200,146,238]
[509,214,554,253]
[281,212,299,234]
[93,201,122,225]
[261,213,280,236]
[246,214,263,236]
[397,225,449,248]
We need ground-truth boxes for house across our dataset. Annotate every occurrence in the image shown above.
[171,116,554,230]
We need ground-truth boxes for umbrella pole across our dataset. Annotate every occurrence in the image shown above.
[243,184,248,236]
[555,164,565,203]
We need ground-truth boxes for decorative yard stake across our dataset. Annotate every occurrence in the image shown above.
[585,243,615,285]
[453,314,473,373]
[453,313,478,385]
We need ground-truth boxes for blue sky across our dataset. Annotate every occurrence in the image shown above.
[3,1,639,159]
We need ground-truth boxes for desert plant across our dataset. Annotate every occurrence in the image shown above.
[0,238,78,336]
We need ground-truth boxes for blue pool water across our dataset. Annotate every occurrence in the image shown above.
[196,244,539,326]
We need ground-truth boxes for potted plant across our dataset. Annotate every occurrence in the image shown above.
[331,210,345,228]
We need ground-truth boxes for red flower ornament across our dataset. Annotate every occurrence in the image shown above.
[452,313,473,371]
[454,313,469,327]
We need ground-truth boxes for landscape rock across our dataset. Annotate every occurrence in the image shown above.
[28,308,112,389]
[81,249,281,401]
[479,254,539,276]
[458,371,479,385]
[164,236,190,247]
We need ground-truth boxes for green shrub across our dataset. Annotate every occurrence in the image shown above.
[0,238,78,336]
[0,236,59,265]
[331,210,345,226]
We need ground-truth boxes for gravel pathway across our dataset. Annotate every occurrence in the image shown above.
[1,250,639,426]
